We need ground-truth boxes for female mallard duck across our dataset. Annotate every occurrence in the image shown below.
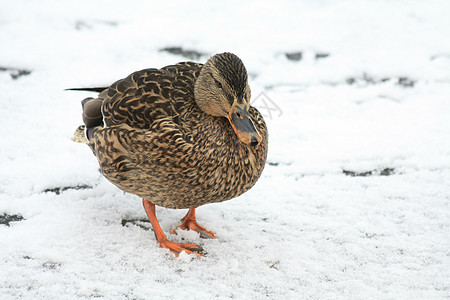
[75,52,268,256]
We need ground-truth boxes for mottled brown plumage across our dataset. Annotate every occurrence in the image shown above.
[75,52,268,256]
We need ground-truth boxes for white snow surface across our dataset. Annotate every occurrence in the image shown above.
[1,0,450,299]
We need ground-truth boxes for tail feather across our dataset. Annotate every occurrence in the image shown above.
[66,87,107,93]
[72,125,88,143]
[72,97,104,143]
[81,97,104,140]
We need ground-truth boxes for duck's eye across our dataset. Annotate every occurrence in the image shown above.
[215,80,222,89]
[210,73,223,89]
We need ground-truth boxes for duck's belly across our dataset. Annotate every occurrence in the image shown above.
[102,162,259,209]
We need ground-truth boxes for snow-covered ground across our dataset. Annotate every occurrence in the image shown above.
[1,1,449,299]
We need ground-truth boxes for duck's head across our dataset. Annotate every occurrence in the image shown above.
[194,52,262,147]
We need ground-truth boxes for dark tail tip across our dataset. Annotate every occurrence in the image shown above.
[82,97,104,134]
[66,87,107,93]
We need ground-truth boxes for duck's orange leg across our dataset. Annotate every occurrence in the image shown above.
[142,199,203,257]
[171,208,216,239]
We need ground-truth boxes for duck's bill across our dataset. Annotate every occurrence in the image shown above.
[227,103,262,147]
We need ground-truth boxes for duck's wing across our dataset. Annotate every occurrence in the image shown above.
[101,62,203,129]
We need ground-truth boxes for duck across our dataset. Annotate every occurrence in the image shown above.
[72,52,268,257]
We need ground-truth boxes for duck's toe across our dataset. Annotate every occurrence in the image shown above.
[159,239,204,257]
[171,221,216,239]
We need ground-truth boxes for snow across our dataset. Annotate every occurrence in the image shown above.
[1,0,450,299]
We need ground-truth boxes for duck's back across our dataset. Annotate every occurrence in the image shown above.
[101,61,203,129]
